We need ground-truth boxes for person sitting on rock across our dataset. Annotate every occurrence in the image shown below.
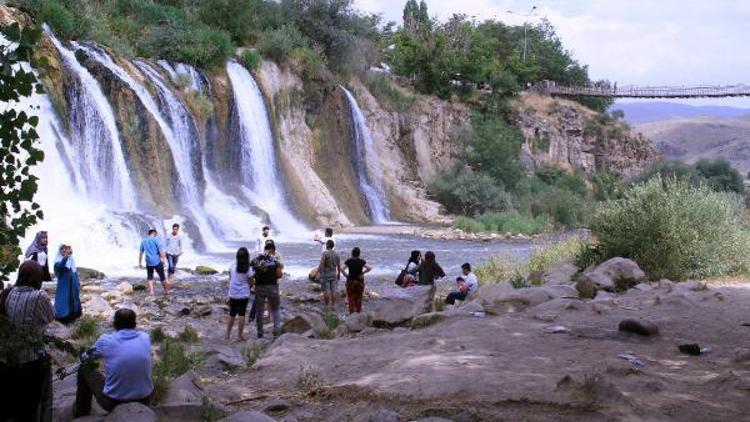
[74,309,153,417]
[445,263,478,305]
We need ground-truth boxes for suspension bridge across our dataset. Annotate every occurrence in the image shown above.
[529,80,750,98]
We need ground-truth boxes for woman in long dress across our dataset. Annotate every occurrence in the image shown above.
[53,244,82,324]
[25,231,52,282]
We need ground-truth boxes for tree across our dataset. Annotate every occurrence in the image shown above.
[467,113,525,191]
[0,23,45,282]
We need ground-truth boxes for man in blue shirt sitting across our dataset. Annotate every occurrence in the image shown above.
[74,309,153,417]
[138,228,167,295]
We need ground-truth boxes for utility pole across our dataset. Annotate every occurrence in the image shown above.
[506,6,537,62]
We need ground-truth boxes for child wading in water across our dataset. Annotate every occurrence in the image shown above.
[341,247,372,313]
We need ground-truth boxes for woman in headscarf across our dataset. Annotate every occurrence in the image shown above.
[0,260,56,422]
[25,231,52,282]
[416,251,446,286]
[53,244,82,324]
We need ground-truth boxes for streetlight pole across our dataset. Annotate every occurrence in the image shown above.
[507,6,537,62]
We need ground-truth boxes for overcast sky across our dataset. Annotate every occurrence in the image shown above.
[356,0,750,107]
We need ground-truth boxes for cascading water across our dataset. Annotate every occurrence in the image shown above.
[136,60,263,241]
[44,28,136,210]
[226,61,308,236]
[157,60,208,93]
[340,86,391,224]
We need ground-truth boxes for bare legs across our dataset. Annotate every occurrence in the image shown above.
[225,316,246,341]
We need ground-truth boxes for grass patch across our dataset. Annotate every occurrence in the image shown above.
[454,212,548,235]
[322,313,341,330]
[295,368,328,396]
[149,327,166,343]
[178,326,199,343]
[72,316,100,347]
[432,297,445,312]
[152,337,202,404]
[201,397,224,421]
[242,343,264,367]
[362,71,417,112]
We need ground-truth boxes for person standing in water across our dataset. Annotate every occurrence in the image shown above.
[226,247,253,341]
[53,244,82,324]
[318,240,341,312]
[250,242,283,338]
[25,231,52,282]
[340,247,372,314]
[164,223,182,288]
[138,229,167,296]
[313,227,335,253]
[256,225,274,254]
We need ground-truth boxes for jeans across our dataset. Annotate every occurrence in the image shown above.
[75,365,152,417]
[146,263,166,282]
[166,254,179,275]
[445,290,468,305]
[254,284,281,337]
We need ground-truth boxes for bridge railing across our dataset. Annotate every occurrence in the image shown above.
[529,80,750,98]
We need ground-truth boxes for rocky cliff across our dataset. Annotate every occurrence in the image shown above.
[515,94,661,178]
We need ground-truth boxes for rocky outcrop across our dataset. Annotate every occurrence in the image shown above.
[515,93,661,179]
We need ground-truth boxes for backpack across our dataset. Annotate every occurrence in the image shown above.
[253,254,280,281]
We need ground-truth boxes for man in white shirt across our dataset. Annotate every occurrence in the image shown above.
[164,223,183,287]
[445,263,479,305]
[256,226,274,254]
[313,227,335,253]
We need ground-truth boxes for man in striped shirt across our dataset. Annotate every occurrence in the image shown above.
[1,260,56,422]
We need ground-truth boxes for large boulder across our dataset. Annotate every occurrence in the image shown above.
[474,281,515,304]
[370,285,436,327]
[116,282,133,294]
[580,258,646,292]
[78,267,106,280]
[85,295,113,319]
[281,313,327,336]
[218,411,277,422]
[343,312,371,333]
[194,266,219,275]
[575,278,598,299]
[105,403,157,422]
[156,371,207,421]
[541,260,580,285]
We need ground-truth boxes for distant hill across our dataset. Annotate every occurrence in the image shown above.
[637,115,750,174]
[611,102,750,124]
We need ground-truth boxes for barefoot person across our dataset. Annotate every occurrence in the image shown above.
[74,309,153,417]
[250,242,283,338]
[0,260,56,422]
[445,263,478,305]
[226,247,253,341]
[138,229,167,295]
[164,223,183,287]
[25,230,52,282]
[53,244,82,324]
[318,240,341,311]
[341,247,372,314]
[313,227,335,253]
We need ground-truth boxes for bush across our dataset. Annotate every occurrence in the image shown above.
[591,171,623,201]
[178,325,198,343]
[150,327,166,343]
[258,25,307,62]
[362,72,416,113]
[72,316,99,342]
[429,167,515,216]
[694,158,746,194]
[467,113,525,191]
[288,47,323,81]
[520,186,590,228]
[39,0,88,39]
[241,49,261,71]
[152,337,201,403]
[591,177,750,280]
[455,212,548,235]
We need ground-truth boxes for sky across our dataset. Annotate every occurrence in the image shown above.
[355,0,750,107]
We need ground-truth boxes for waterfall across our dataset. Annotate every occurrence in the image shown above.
[44,28,136,210]
[340,86,391,224]
[226,61,307,236]
[157,60,208,93]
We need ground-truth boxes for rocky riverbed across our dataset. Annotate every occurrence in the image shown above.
[43,256,750,422]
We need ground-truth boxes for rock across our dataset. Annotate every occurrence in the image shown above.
[156,370,206,420]
[456,300,484,313]
[204,345,245,371]
[534,298,586,313]
[580,258,647,292]
[218,411,277,422]
[85,295,113,318]
[194,305,212,317]
[195,266,218,275]
[356,408,402,422]
[132,284,147,292]
[411,312,447,329]
[263,399,291,413]
[526,270,544,286]
[678,343,702,356]
[82,285,106,293]
[116,282,134,294]
[575,278,598,299]
[733,347,750,363]
[102,290,122,301]
[78,267,106,280]
[343,312,371,333]
[105,403,156,422]
[542,284,579,299]
[282,313,327,335]
[370,285,436,327]
[542,260,580,285]
[500,288,552,307]
[116,301,139,313]
[46,320,73,340]
[618,319,659,336]
[475,281,515,304]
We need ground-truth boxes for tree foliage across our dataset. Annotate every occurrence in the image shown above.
[633,159,746,194]
[0,23,45,282]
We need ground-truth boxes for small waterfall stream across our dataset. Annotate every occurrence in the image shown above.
[341,86,391,224]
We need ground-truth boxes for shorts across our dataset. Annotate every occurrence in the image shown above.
[166,254,179,274]
[320,279,338,293]
[146,263,166,282]
[228,298,249,317]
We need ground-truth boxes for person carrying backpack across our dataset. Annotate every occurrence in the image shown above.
[250,242,283,338]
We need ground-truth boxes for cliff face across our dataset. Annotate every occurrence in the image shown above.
[515,94,660,179]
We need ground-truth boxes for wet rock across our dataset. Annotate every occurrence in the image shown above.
[85,296,113,319]
[580,258,646,292]
[282,313,326,335]
[618,319,659,336]
[116,282,133,294]
[195,266,218,275]
[156,370,206,420]
[575,278,598,299]
[78,267,106,280]
[370,285,436,327]
[218,411,277,422]
[102,290,122,301]
[105,403,156,422]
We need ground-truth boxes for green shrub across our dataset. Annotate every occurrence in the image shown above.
[242,343,263,367]
[467,113,525,191]
[520,186,590,228]
[455,212,548,235]
[474,253,519,286]
[322,313,341,330]
[289,47,323,81]
[575,241,604,270]
[591,176,750,280]
[241,49,261,71]
[429,166,515,216]
[258,25,307,62]
[152,337,201,403]
[150,327,166,343]
[178,325,198,343]
[362,72,416,113]
[39,0,88,39]
[694,158,746,194]
[72,316,99,342]
[591,171,624,201]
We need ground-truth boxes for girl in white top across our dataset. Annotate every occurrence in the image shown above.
[226,247,254,341]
